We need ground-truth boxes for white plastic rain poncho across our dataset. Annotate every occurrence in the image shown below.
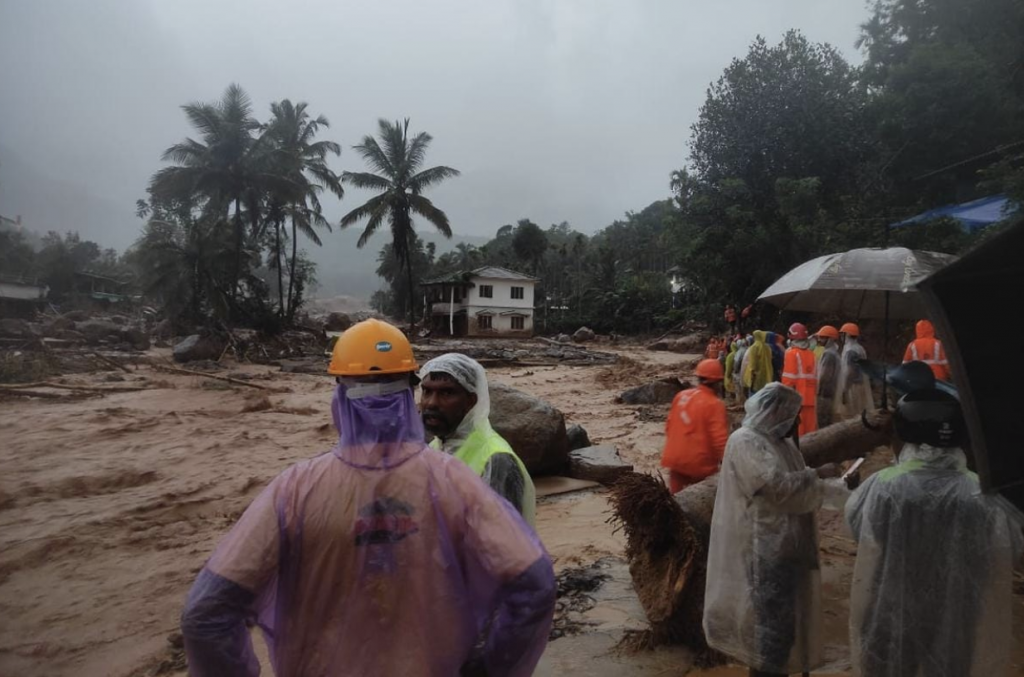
[180,379,555,677]
[421,354,536,525]
[834,336,874,420]
[846,443,1024,677]
[703,383,848,674]
[816,341,841,429]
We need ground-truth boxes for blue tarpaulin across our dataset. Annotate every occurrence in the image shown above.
[893,194,1018,232]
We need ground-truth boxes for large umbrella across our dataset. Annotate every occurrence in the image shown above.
[917,223,1024,518]
[757,247,957,319]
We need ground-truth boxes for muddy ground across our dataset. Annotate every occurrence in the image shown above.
[1,343,1022,676]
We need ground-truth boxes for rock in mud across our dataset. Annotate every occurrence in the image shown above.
[648,334,706,353]
[489,382,570,476]
[566,424,591,451]
[62,310,90,322]
[109,315,129,326]
[277,358,327,374]
[569,445,633,484]
[77,320,122,343]
[153,318,174,339]
[617,378,687,405]
[555,333,572,344]
[573,326,596,343]
[173,334,226,363]
[324,312,353,332]
[120,327,150,351]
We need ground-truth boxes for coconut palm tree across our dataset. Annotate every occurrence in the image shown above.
[340,118,460,327]
[149,84,274,312]
[265,99,343,318]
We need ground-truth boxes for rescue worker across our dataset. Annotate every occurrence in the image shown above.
[724,341,739,399]
[814,326,841,429]
[180,320,555,677]
[834,322,873,421]
[766,331,786,382]
[661,359,730,493]
[420,353,536,524]
[732,336,751,405]
[903,319,951,382]
[812,325,836,361]
[704,383,849,676]
[781,323,818,436]
[725,304,738,333]
[743,330,774,395]
[846,389,1023,677]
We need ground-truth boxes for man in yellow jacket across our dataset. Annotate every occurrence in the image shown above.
[420,353,536,524]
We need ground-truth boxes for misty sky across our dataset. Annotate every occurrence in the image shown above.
[0,0,872,252]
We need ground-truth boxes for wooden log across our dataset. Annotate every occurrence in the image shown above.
[0,387,82,399]
[0,382,149,393]
[92,352,132,373]
[149,363,283,392]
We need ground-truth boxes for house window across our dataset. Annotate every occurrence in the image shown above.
[479,315,493,330]
[511,286,524,300]
[511,316,525,330]
[479,285,493,298]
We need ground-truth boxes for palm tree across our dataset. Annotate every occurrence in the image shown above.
[265,99,343,319]
[340,118,460,327]
[149,84,270,312]
[454,242,480,270]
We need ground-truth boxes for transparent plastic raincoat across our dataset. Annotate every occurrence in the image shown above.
[834,336,874,420]
[704,383,847,674]
[742,331,774,394]
[421,354,536,525]
[846,443,1024,677]
[180,380,555,677]
[732,337,749,404]
[816,342,841,429]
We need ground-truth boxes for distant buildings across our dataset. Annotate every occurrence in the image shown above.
[422,266,537,337]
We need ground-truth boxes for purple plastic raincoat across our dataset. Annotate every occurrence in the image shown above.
[181,382,555,677]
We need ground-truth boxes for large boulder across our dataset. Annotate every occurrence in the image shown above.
[617,378,687,405]
[153,318,174,339]
[324,312,353,332]
[572,327,596,343]
[566,424,592,451]
[62,310,90,322]
[76,320,121,344]
[0,318,36,338]
[121,327,151,351]
[109,314,129,326]
[173,334,226,363]
[489,382,570,476]
[569,445,634,484]
[649,334,706,354]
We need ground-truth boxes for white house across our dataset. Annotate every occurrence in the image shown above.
[422,266,538,337]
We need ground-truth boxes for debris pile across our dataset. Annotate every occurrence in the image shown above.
[550,560,612,640]
[414,338,618,367]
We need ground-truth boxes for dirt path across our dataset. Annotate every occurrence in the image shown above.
[1,344,1022,676]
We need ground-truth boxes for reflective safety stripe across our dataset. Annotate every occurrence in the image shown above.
[911,341,948,365]
[783,350,818,380]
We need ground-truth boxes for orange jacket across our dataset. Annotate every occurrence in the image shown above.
[662,385,729,481]
[903,320,951,381]
[782,346,818,406]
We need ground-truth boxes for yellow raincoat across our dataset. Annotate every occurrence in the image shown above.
[743,330,774,393]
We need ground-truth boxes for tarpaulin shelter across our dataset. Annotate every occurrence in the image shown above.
[892,195,1018,232]
[917,222,1024,519]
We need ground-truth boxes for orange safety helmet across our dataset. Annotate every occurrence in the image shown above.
[840,322,860,337]
[327,319,419,376]
[695,358,725,382]
[788,322,809,340]
[816,325,839,340]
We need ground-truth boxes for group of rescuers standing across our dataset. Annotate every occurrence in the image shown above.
[178,318,1021,677]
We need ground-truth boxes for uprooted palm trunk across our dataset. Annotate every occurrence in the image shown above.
[608,409,892,663]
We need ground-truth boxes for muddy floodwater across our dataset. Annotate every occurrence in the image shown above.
[2,345,1023,676]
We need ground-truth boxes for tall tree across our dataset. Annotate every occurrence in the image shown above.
[511,219,548,274]
[149,84,273,314]
[265,99,343,319]
[340,118,460,327]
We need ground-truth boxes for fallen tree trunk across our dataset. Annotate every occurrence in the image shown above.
[150,363,284,392]
[608,409,893,661]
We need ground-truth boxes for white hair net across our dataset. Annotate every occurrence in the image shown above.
[420,353,492,438]
[742,382,804,439]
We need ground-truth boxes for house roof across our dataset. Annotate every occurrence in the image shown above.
[421,271,476,287]
[469,266,538,282]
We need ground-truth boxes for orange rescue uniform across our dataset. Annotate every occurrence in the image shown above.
[661,384,729,492]
[903,320,951,381]
[782,345,819,436]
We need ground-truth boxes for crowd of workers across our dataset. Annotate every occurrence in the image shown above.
[176,316,1017,677]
